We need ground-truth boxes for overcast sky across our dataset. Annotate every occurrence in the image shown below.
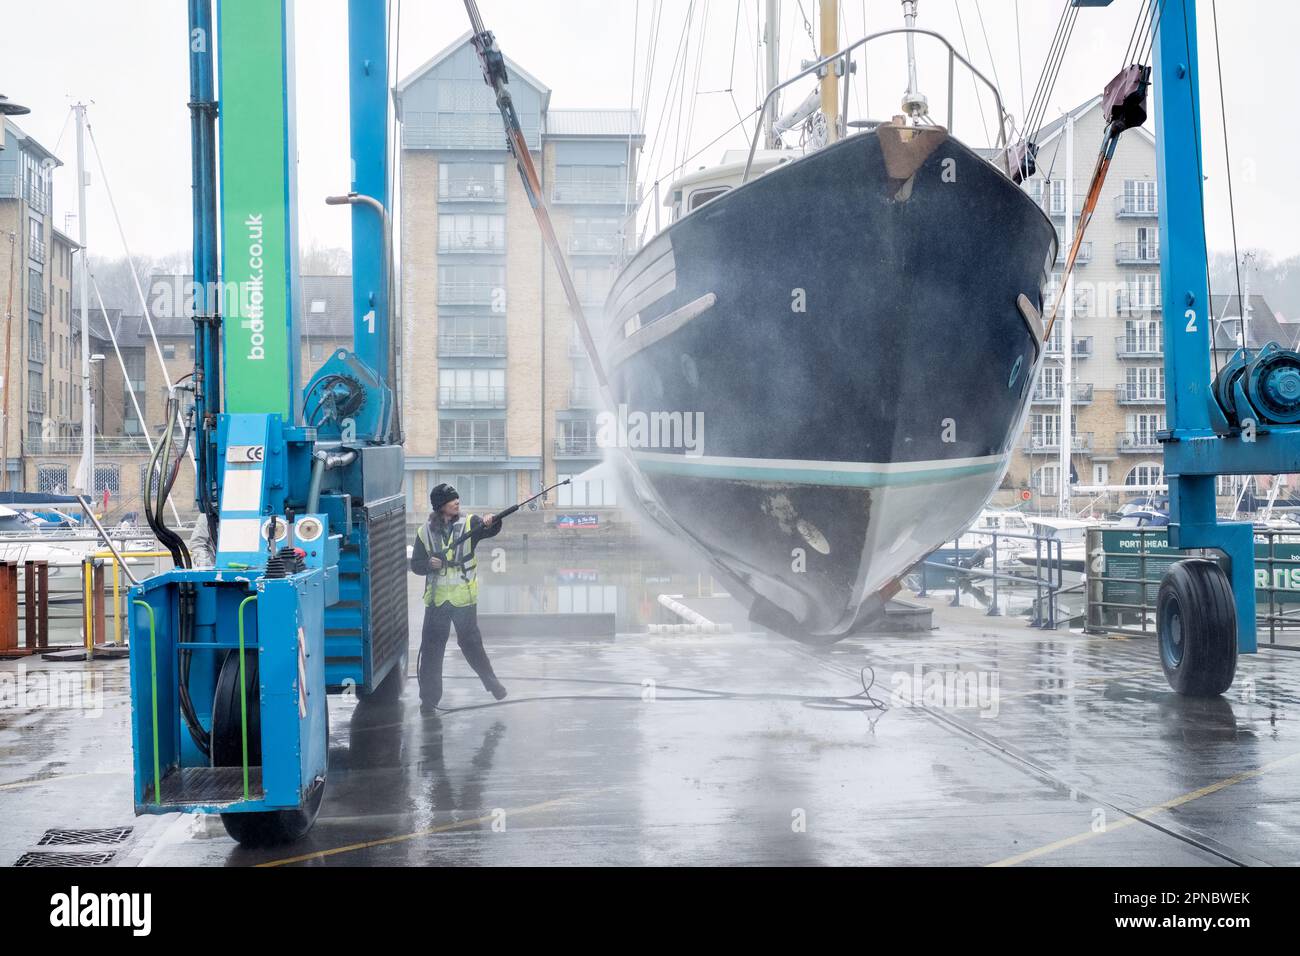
[3,0,1297,260]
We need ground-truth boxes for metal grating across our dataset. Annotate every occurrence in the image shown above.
[15,851,116,867]
[148,766,263,807]
[37,827,133,846]
[364,503,410,677]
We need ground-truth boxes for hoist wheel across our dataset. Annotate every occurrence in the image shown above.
[211,650,328,846]
[1157,559,1237,697]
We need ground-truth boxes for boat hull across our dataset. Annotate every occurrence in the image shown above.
[603,129,1056,639]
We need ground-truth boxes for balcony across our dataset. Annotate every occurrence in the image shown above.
[23,181,49,214]
[552,180,636,205]
[438,179,506,202]
[438,332,506,357]
[28,287,46,313]
[568,233,623,256]
[1115,241,1160,265]
[568,386,599,408]
[28,339,46,363]
[555,436,601,458]
[1044,336,1093,359]
[22,435,154,456]
[437,281,500,306]
[1115,335,1163,358]
[27,393,47,414]
[1115,193,1159,217]
[1046,197,1084,218]
[0,174,17,199]
[1023,432,1093,454]
[1116,431,1162,452]
[28,237,46,265]
[1031,382,1094,404]
[438,385,506,409]
[1116,384,1166,405]
[1054,241,1092,266]
[438,438,508,460]
[438,230,505,254]
[1116,290,1162,316]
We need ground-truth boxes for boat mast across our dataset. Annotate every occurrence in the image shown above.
[819,0,840,143]
[1058,109,1075,516]
[74,101,93,496]
[764,0,782,148]
[900,1,927,119]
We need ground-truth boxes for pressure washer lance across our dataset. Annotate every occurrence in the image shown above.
[448,478,572,550]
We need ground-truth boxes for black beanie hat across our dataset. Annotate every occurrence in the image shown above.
[430,483,460,510]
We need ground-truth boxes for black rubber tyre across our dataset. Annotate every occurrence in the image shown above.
[1157,559,1238,697]
[212,651,329,846]
[359,649,408,704]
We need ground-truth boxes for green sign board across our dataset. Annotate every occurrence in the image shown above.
[217,0,298,418]
[1098,529,1184,606]
[1099,529,1300,607]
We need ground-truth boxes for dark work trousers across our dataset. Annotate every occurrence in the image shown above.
[418,601,498,706]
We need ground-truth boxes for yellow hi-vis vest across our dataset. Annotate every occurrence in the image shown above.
[417,514,479,607]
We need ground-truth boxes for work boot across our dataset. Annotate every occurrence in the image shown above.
[485,678,508,701]
[420,699,440,716]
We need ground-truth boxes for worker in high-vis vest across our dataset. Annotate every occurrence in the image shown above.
[410,483,506,713]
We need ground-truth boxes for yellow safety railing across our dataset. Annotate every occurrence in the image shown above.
[82,551,172,657]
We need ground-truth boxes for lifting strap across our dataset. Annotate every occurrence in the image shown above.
[1043,64,1152,341]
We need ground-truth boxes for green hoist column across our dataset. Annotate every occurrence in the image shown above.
[216,0,301,420]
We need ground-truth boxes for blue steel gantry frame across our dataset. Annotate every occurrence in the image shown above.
[126,0,408,844]
[1148,0,1266,659]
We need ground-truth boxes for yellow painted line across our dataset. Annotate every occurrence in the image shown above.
[257,791,594,867]
[989,749,1300,866]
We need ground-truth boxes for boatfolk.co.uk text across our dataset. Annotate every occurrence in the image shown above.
[596,404,704,455]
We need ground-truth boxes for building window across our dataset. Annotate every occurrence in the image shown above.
[558,471,617,507]
[432,472,509,507]
[439,418,506,457]
[437,264,505,307]
[310,299,327,314]
[163,344,176,359]
[36,464,68,495]
[1032,464,1060,496]
[94,464,121,497]
[310,342,326,362]
[553,164,628,204]
[438,367,505,407]
[438,162,506,201]
[1125,462,1164,489]
[438,213,505,253]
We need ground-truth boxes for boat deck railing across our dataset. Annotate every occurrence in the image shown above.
[743,27,1014,183]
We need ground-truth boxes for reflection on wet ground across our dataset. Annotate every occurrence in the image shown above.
[2,553,1299,866]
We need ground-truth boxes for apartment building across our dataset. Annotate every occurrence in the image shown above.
[0,115,64,489]
[394,33,642,516]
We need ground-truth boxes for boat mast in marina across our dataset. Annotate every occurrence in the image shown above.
[819,0,840,144]
[1058,109,1075,516]
[73,101,93,495]
[763,0,782,148]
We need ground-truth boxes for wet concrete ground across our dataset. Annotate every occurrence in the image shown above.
[3,581,1299,866]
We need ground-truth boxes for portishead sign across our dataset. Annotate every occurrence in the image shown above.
[1099,529,1300,606]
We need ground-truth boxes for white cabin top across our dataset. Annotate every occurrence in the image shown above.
[665,149,795,223]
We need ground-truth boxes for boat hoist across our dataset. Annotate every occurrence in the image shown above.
[1058,0,1293,696]
[125,0,407,845]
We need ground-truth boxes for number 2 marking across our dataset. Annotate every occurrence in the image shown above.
[1185,308,1197,332]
